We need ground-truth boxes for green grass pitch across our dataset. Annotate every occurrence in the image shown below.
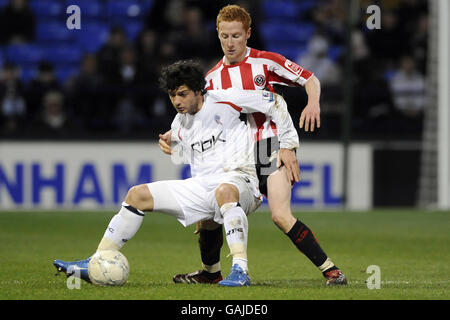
[0,209,449,300]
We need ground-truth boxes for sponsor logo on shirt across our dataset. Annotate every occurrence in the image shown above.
[191,131,226,153]
[285,60,302,75]
[262,91,274,102]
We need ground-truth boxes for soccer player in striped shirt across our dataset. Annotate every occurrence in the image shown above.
[160,5,346,285]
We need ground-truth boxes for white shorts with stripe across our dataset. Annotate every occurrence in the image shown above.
[146,172,263,227]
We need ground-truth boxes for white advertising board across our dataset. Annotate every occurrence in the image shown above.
[0,142,372,210]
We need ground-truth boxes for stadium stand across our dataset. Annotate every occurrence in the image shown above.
[0,0,429,140]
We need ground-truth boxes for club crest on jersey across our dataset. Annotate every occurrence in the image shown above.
[254,74,266,87]
[285,60,302,75]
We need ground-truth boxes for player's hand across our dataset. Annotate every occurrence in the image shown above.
[299,103,320,132]
[277,148,300,183]
[158,130,172,155]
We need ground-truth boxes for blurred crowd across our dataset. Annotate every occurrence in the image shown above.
[295,0,428,139]
[0,0,428,140]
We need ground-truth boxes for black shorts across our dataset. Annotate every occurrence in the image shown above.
[255,137,280,196]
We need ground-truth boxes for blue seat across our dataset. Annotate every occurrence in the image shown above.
[265,43,307,61]
[298,0,317,12]
[6,44,46,65]
[328,45,343,62]
[55,66,79,84]
[0,0,9,8]
[19,66,38,83]
[116,20,144,41]
[76,22,110,53]
[45,46,82,65]
[65,0,103,17]
[106,0,143,18]
[36,22,76,42]
[30,0,64,16]
[140,0,155,14]
[263,0,300,21]
[260,23,315,45]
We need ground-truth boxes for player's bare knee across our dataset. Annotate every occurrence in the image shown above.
[215,183,239,207]
[125,185,154,211]
[271,211,287,228]
[270,207,296,232]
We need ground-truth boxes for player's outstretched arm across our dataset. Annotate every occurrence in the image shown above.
[158,129,172,155]
[300,75,321,132]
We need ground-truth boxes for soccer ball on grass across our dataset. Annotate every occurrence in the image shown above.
[88,250,130,286]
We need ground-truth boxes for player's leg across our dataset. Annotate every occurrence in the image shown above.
[97,184,152,251]
[267,166,347,285]
[215,183,251,287]
[172,219,224,284]
[53,184,153,282]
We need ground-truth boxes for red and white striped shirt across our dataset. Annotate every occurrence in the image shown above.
[205,47,313,142]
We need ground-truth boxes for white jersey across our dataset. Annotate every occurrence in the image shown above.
[170,89,299,179]
[205,47,313,142]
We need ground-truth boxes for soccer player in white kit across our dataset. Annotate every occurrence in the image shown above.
[161,5,347,286]
[53,60,300,287]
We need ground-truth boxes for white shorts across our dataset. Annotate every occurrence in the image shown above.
[146,172,262,227]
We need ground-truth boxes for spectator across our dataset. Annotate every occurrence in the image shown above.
[24,61,61,122]
[0,62,26,135]
[365,10,408,69]
[97,26,130,83]
[112,46,143,132]
[353,58,395,130]
[409,13,428,74]
[135,29,159,85]
[297,34,341,87]
[174,6,214,63]
[66,54,106,130]
[30,90,73,138]
[296,34,342,131]
[310,0,345,45]
[389,56,425,120]
[0,0,35,45]
[134,29,166,121]
[145,0,184,34]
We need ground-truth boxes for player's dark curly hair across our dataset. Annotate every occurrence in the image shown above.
[159,60,207,94]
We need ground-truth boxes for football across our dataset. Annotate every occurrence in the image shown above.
[88,250,130,286]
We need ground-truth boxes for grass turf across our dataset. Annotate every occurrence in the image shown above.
[0,209,449,300]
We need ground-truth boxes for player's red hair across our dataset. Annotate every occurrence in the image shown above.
[216,4,251,31]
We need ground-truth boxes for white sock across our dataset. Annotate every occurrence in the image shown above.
[98,202,144,251]
[202,262,221,273]
[221,202,249,273]
[232,258,248,273]
[318,258,335,272]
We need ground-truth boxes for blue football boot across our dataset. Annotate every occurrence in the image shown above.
[218,264,251,287]
[53,257,91,283]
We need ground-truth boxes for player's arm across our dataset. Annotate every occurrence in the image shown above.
[159,114,183,155]
[300,75,321,132]
[212,89,299,149]
[213,90,300,181]
[264,93,301,182]
[158,129,172,155]
[263,51,321,132]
